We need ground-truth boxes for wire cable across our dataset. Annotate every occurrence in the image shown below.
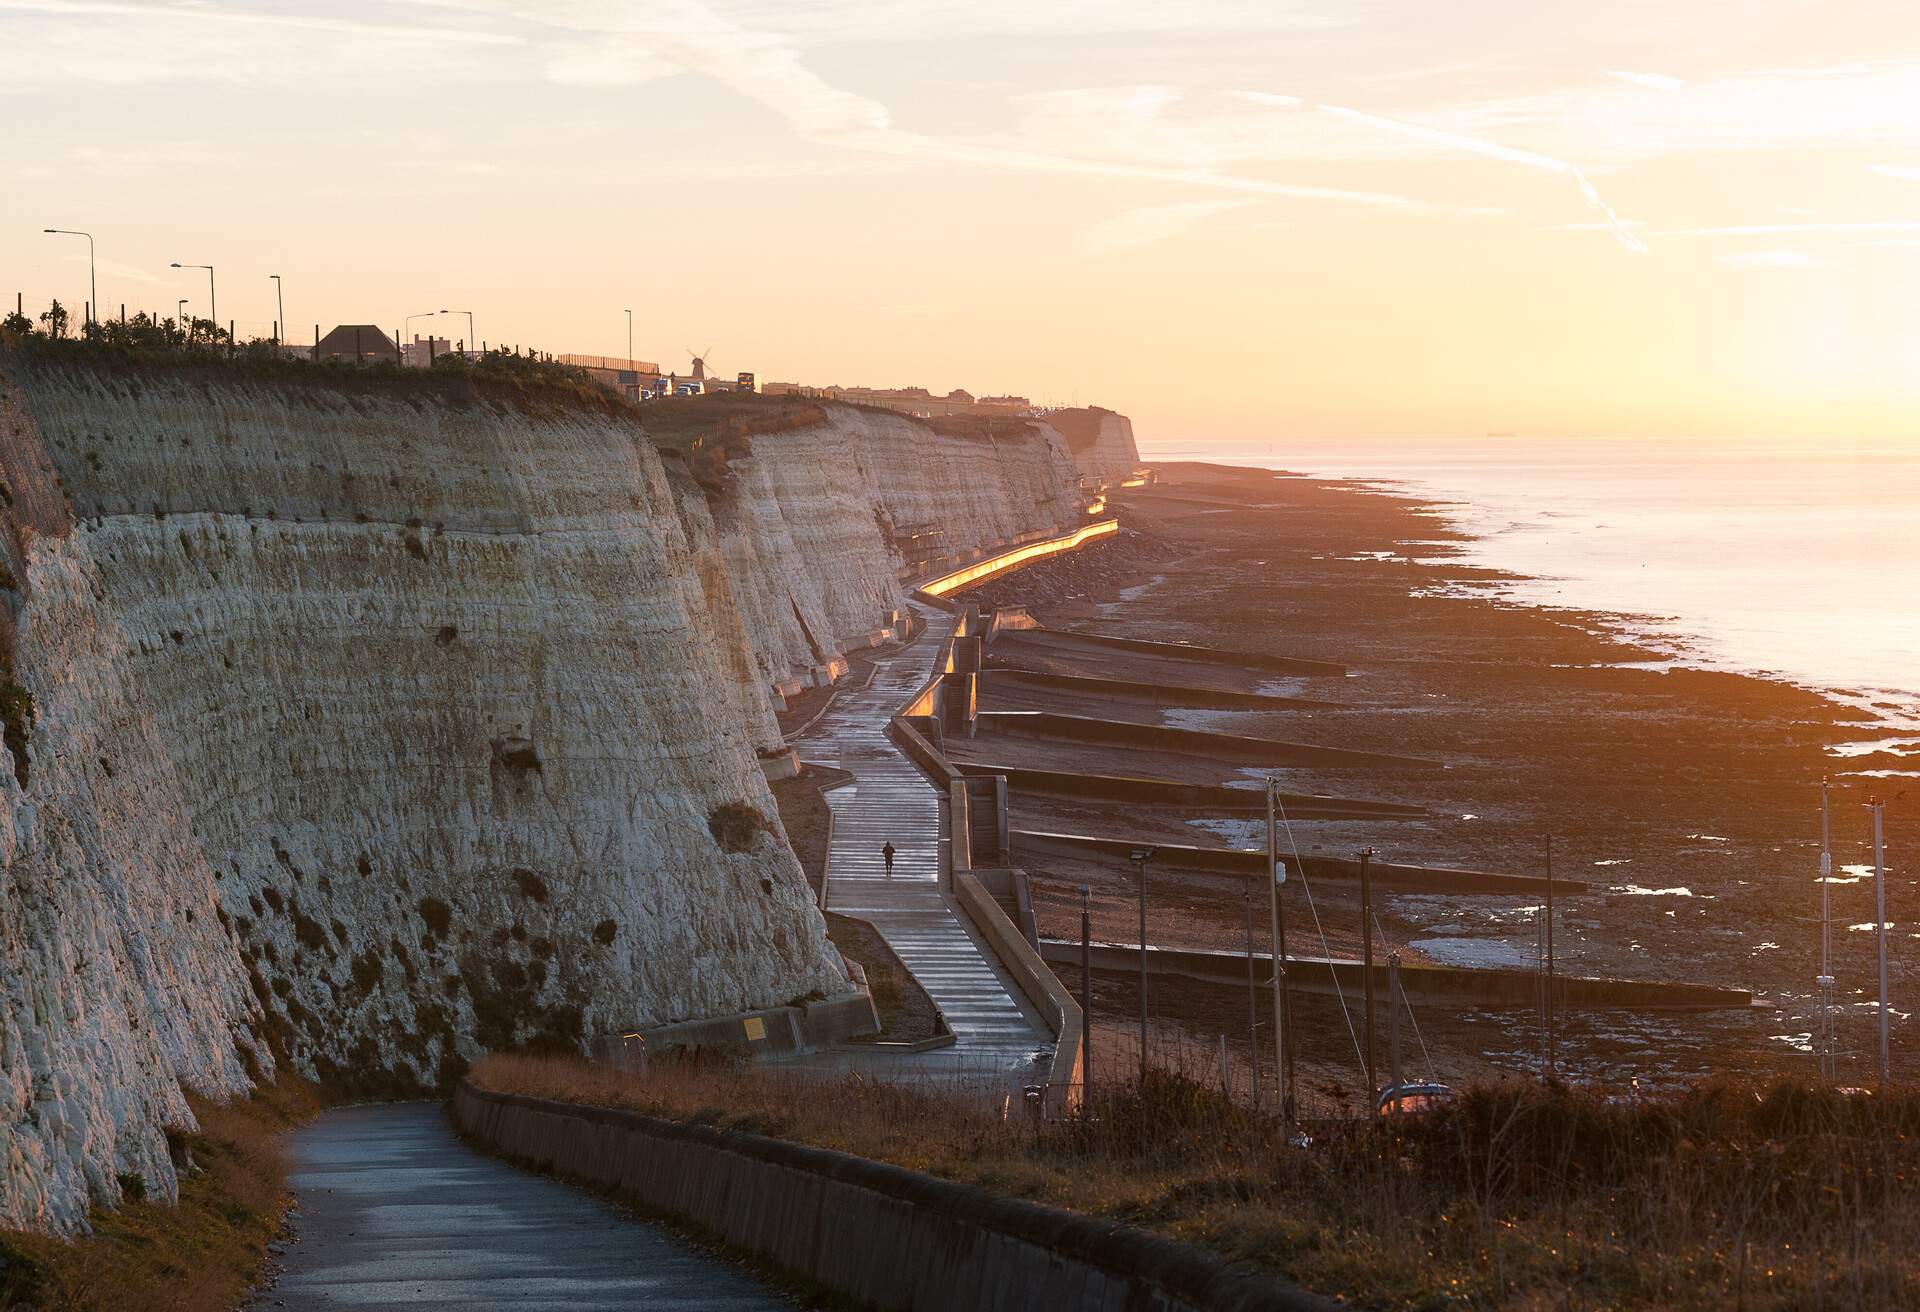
[1272,785,1369,1085]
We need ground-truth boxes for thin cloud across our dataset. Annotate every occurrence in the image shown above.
[1663,221,1920,236]
[1080,200,1253,256]
[1309,102,1648,252]
[0,0,520,44]
[429,0,1487,216]
[1869,164,1920,181]
[1604,70,1686,91]
[1717,249,1811,268]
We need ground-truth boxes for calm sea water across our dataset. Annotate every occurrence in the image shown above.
[1146,438,1920,739]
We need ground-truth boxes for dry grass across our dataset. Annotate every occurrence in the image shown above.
[470,1051,1920,1310]
[0,1076,321,1312]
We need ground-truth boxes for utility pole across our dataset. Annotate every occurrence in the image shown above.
[1360,845,1377,1097]
[1132,848,1155,1085]
[1244,887,1259,1108]
[1871,796,1891,1088]
[1388,953,1404,1115]
[1080,885,1092,1102]
[626,308,634,366]
[1266,778,1292,1120]
[1819,778,1836,1083]
[1545,835,1556,1079]
[270,275,285,351]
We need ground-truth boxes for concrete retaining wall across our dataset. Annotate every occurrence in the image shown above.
[919,519,1119,597]
[953,871,1083,1112]
[453,1083,1327,1311]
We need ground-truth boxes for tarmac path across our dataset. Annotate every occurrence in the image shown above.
[250,1102,792,1310]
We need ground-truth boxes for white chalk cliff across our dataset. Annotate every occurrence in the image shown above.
[0,354,1107,1234]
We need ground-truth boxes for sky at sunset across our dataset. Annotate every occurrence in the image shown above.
[3,1,1919,445]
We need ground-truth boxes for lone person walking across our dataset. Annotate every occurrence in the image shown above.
[882,840,896,879]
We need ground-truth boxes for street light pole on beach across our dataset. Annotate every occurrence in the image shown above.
[171,263,214,339]
[43,229,95,325]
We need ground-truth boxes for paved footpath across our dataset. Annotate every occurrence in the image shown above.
[251,1103,791,1310]
[794,602,1052,1089]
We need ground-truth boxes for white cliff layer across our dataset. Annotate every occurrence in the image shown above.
[0,356,1123,1237]
[1,359,844,1231]
[0,384,261,1235]
[714,406,1087,685]
[1045,407,1143,488]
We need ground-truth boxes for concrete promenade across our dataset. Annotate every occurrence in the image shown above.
[250,1103,791,1310]
[793,601,1053,1090]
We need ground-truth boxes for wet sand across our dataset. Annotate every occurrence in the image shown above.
[960,461,1916,1098]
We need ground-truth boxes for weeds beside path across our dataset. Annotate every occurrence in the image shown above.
[470,1053,1920,1310]
[0,1077,320,1312]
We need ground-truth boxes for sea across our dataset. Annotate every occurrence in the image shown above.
[1145,437,1920,754]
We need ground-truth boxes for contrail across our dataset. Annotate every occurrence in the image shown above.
[1313,103,1649,253]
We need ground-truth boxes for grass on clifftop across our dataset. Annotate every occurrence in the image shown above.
[0,1076,320,1312]
[469,1052,1920,1310]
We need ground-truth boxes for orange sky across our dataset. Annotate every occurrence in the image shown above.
[4,1,1918,445]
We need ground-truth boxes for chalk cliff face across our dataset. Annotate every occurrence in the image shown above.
[0,356,1115,1235]
[0,398,262,1234]
[1044,407,1142,488]
[0,358,842,1231]
[714,406,1086,685]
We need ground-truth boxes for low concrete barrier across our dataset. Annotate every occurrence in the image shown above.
[1012,830,1583,896]
[980,711,1444,771]
[995,628,1345,678]
[453,1083,1327,1311]
[598,991,881,1063]
[980,668,1345,712]
[1037,940,1757,1012]
[953,762,1424,820]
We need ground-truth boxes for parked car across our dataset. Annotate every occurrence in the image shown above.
[1376,1081,1456,1117]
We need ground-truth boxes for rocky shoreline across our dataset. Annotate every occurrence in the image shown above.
[965,460,1916,1099]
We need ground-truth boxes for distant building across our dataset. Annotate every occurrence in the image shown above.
[401,336,452,368]
[557,354,665,402]
[317,324,398,364]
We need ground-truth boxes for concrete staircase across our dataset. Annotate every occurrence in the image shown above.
[796,604,1052,1079]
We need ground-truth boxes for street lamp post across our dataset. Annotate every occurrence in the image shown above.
[625,309,634,365]
[270,275,285,349]
[404,311,446,363]
[170,263,215,341]
[44,229,96,326]
[440,309,474,356]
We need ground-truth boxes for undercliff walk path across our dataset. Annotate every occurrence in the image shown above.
[792,600,1053,1091]
[250,1103,792,1310]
